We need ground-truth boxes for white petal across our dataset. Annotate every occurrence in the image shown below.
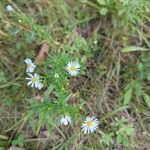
[64,120,68,125]
[34,73,40,79]
[32,63,36,68]
[26,67,35,73]
[35,82,43,90]
[61,118,68,125]
[24,58,32,64]
[27,73,33,78]
[27,81,32,86]
[83,127,88,134]
[60,118,65,125]
[60,116,71,126]
[86,117,91,121]
[6,5,14,11]
[29,67,35,73]
[26,68,30,73]
[25,77,31,80]
[31,82,34,87]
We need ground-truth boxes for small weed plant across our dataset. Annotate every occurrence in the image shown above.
[0,0,150,149]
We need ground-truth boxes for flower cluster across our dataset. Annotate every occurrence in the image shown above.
[24,58,43,90]
[61,115,99,134]
[24,59,99,134]
[65,62,99,133]
[24,59,80,90]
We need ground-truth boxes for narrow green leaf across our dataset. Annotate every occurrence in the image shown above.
[101,105,129,121]
[122,135,129,146]
[44,84,55,99]
[134,80,142,97]
[143,93,150,106]
[37,112,45,133]
[123,86,133,105]
[121,46,150,52]
[116,134,122,144]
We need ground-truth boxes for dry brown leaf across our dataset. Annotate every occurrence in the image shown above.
[39,130,50,138]
[36,42,49,62]
[35,94,44,102]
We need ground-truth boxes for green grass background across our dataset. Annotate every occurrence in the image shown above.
[0,0,150,149]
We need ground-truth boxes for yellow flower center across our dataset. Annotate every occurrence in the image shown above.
[70,66,76,71]
[31,77,37,82]
[27,64,32,68]
[86,121,93,127]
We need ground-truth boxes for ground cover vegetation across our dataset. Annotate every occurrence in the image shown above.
[0,0,150,149]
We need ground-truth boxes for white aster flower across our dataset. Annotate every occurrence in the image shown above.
[6,5,14,12]
[66,61,80,76]
[82,116,99,134]
[24,58,36,73]
[60,115,72,126]
[25,73,43,90]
